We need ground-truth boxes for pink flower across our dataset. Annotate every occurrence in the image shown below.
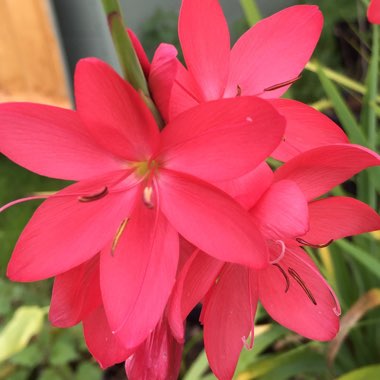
[169,144,380,380]
[168,0,348,160]
[368,0,380,24]
[0,58,286,352]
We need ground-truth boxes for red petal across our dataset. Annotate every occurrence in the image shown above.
[225,5,323,98]
[7,171,139,281]
[49,255,101,327]
[75,58,159,161]
[83,306,131,369]
[301,196,380,244]
[216,163,273,210]
[274,144,380,200]
[169,62,202,120]
[125,316,183,380]
[149,43,178,122]
[368,0,380,24]
[159,97,285,182]
[127,29,151,77]
[250,180,309,239]
[158,170,268,268]
[179,0,230,100]
[100,203,179,351]
[168,250,223,341]
[259,246,340,340]
[270,99,349,161]
[0,103,121,180]
[203,264,258,380]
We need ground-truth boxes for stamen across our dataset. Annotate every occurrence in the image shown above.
[236,84,242,97]
[111,219,129,255]
[296,238,334,249]
[264,74,302,92]
[78,187,108,202]
[288,267,317,305]
[143,186,154,208]
[273,263,290,293]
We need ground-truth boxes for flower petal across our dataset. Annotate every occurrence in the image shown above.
[250,180,309,240]
[203,264,258,380]
[149,43,178,122]
[168,250,224,341]
[128,29,151,77]
[158,169,268,268]
[225,5,323,98]
[179,0,230,100]
[169,62,202,120]
[0,103,122,180]
[75,58,159,161]
[125,316,183,380]
[259,246,340,340]
[49,255,101,327]
[274,144,380,200]
[368,0,380,24]
[7,171,139,281]
[269,99,349,161]
[83,306,131,369]
[159,97,285,182]
[100,203,179,351]
[300,196,380,244]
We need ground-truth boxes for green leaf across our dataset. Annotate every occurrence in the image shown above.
[336,240,380,280]
[75,362,102,380]
[336,364,380,380]
[183,350,212,380]
[315,62,367,146]
[10,344,44,368]
[236,342,326,380]
[49,340,79,366]
[0,306,45,362]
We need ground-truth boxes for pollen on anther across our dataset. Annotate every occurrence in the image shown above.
[143,186,154,208]
[78,186,108,202]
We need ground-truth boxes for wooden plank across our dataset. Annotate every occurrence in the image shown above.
[0,0,70,108]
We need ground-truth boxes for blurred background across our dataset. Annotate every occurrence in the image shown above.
[1,1,380,379]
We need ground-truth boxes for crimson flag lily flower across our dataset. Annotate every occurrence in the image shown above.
[167,0,349,161]
[0,57,286,352]
[168,144,380,380]
[368,0,380,24]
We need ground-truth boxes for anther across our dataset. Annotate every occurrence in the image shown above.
[143,186,154,208]
[288,267,317,305]
[273,263,290,292]
[241,330,254,350]
[236,85,242,97]
[78,187,108,202]
[111,219,129,255]
[264,74,302,92]
[296,238,334,249]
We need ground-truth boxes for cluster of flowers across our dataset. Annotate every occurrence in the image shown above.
[1,1,380,379]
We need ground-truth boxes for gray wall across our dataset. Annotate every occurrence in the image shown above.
[51,0,296,85]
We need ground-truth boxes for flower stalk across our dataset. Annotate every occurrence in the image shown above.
[101,0,164,129]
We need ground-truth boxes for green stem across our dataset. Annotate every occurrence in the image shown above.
[101,0,164,128]
[367,25,379,211]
